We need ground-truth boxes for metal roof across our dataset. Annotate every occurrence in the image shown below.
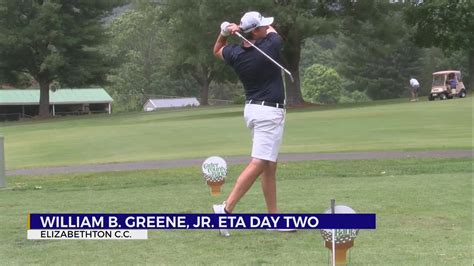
[145,98,200,109]
[0,88,113,105]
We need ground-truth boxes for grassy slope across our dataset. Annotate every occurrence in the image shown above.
[1,97,472,170]
[0,158,471,265]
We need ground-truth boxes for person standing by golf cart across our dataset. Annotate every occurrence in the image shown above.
[448,72,457,94]
[409,77,420,102]
[212,11,289,236]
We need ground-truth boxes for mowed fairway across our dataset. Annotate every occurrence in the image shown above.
[1,97,472,170]
[0,97,472,265]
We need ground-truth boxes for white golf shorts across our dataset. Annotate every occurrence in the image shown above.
[244,103,285,162]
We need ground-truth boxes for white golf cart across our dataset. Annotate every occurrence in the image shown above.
[429,70,467,101]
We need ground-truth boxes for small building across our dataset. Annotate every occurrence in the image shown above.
[0,88,113,120]
[143,97,200,112]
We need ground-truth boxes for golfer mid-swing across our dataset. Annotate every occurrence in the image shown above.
[213,11,291,236]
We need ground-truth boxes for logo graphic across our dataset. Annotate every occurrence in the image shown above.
[202,156,227,196]
[320,205,359,265]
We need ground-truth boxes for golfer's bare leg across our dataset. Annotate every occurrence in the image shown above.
[225,158,266,213]
[261,161,278,213]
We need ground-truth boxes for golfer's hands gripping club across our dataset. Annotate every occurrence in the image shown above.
[219,21,294,83]
[220,22,240,37]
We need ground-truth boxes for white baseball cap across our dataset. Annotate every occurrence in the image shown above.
[239,11,274,33]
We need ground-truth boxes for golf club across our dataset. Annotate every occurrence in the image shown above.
[331,199,336,266]
[235,32,294,83]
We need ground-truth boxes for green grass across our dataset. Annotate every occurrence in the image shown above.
[0,158,471,265]
[0,98,472,264]
[1,97,472,169]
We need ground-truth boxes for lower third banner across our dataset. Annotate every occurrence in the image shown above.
[28,213,376,230]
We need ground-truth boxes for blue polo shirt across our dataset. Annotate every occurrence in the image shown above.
[222,32,285,104]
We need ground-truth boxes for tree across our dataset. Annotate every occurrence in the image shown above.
[106,4,164,96]
[405,0,474,90]
[160,0,338,107]
[103,3,201,112]
[161,0,238,106]
[302,64,343,104]
[269,0,337,106]
[0,0,119,117]
[300,35,339,73]
[335,1,423,99]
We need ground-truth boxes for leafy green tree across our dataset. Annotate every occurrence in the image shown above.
[0,0,119,117]
[266,0,338,106]
[300,35,339,73]
[160,0,338,107]
[162,1,428,105]
[335,2,423,99]
[161,0,239,105]
[301,2,469,99]
[106,4,163,96]
[104,3,201,111]
[405,0,474,89]
[302,64,343,104]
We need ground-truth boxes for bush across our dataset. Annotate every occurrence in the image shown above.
[302,64,344,104]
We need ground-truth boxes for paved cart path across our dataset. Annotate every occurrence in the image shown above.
[6,150,472,176]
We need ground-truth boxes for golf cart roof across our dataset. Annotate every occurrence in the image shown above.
[433,70,461,75]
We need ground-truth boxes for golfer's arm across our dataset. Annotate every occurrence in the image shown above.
[213,35,227,60]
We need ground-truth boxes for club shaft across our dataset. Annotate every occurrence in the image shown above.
[235,32,293,79]
[331,199,336,266]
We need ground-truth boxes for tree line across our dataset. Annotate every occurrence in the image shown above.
[0,0,472,116]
